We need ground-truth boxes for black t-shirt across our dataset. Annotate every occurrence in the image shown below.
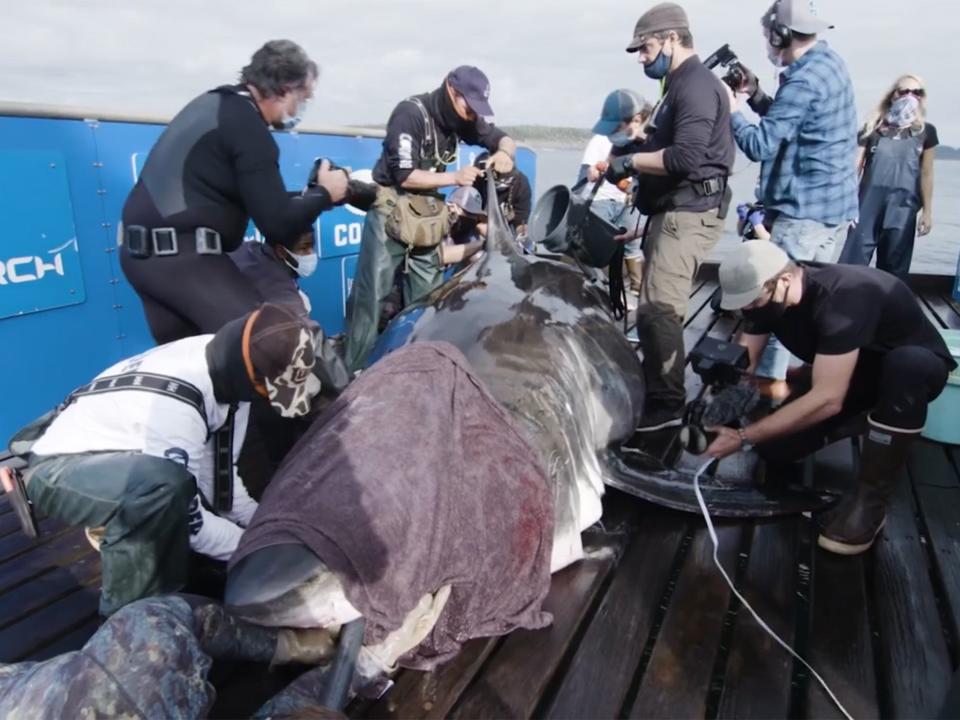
[372,86,507,188]
[122,86,331,252]
[744,263,956,370]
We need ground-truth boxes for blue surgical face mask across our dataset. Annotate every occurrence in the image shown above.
[643,44,672,80]
[608,129,634,147]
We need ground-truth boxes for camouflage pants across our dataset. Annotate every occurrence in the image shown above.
[0,596,214,719]
[0,595,343,719]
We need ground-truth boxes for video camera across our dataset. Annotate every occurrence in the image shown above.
[703,44,747,92]
[680,336,759,454]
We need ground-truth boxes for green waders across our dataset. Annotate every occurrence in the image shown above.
[25,452,196,616]
[342,188,445,373]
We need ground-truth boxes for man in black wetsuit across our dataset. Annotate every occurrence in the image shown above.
[121,39,349,343]
[342,65,517,372]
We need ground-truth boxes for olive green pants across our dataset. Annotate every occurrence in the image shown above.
[25,452,196,616]
[636,207,725,409]
[343,189,444,373]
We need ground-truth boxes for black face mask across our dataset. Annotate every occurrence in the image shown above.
[741,284,788,326]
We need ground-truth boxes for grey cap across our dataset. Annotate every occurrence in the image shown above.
[592,89,648,135]
[718,241,791,310]
[765,0,833,34]
[447,186,485,216]
[626,3,689,52]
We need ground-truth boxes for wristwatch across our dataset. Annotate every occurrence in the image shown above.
[737,427,754,452]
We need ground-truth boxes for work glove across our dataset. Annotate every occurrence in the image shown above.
[736,202,751,221]
[747,209,765,228]
[604,154,635,184]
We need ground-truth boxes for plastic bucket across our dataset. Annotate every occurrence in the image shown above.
[528,185,572,252]
[528,184,624,268]
[922,329,960,444]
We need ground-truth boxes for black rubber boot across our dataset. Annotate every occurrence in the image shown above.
[817,420,916,555]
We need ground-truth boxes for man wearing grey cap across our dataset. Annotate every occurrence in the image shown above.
[607,2,735,431]
[342,66,517,372]
[707,241,954,555]
[726,0,858,401]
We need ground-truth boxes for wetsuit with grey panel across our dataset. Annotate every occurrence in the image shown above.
[121,85,333,343]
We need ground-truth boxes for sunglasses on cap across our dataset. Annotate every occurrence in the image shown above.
[894,87,925,98]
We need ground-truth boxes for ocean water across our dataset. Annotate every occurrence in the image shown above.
[533,147,960,276]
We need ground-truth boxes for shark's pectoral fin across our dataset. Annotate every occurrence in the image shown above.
[601,447,840,518]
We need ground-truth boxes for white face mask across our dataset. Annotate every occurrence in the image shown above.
[279,96,308,131]
[282,248,318,278]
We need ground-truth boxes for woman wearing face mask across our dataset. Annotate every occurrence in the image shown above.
[120,40,349,346]
[838,75,938,281]
[579,89,653,306]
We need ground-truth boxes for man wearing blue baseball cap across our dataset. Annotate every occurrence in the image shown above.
[343,65,517,372]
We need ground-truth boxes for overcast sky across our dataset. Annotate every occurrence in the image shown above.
[1,0,955,144]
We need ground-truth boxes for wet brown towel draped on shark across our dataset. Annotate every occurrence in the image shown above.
[229,341,554,668]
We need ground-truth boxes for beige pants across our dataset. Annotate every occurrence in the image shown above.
[636,208,725,407]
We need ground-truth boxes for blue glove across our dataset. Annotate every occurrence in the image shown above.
[736,203,751,221]
[747,210,765,227]
[604,155,635,184]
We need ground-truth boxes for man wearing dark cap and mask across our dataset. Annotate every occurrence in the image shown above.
[607,3,735,432]
[342,66,518,372]
[2,303,320,616]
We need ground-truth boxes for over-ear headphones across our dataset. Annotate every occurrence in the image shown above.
[765,5,793,49]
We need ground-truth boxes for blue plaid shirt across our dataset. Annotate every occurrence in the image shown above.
[731,42,858,225]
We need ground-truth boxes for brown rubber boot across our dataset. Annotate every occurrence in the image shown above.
[817,419,917,555]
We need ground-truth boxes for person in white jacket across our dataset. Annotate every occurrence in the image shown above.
[16,302,320,616]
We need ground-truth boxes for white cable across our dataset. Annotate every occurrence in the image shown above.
[692,457,855,720]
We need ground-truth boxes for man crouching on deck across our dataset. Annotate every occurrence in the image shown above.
[706,241,955,555]
[1,303,320,616]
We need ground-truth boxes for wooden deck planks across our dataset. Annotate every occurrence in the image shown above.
[627,523,744,719]
[872,469,952,718]
[448,547,618,719]
[716,519,799,719]
[543,510,688,720]
[804,441,880,720]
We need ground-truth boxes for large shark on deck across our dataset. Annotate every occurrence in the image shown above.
[225,174,834,634]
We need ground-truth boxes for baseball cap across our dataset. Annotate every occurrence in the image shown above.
[626,3,689,53]
[447,186,485,216]
[718,241,791,310]
[765,0,833,34]
[447,66,495,122]
[592,89,648,136]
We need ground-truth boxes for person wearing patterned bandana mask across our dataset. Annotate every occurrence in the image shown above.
[2,303,320,617]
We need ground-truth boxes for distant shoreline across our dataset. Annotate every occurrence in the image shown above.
[356,123,959,157]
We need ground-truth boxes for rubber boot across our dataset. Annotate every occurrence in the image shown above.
[193,603,336,665]
[817,419,916,555]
